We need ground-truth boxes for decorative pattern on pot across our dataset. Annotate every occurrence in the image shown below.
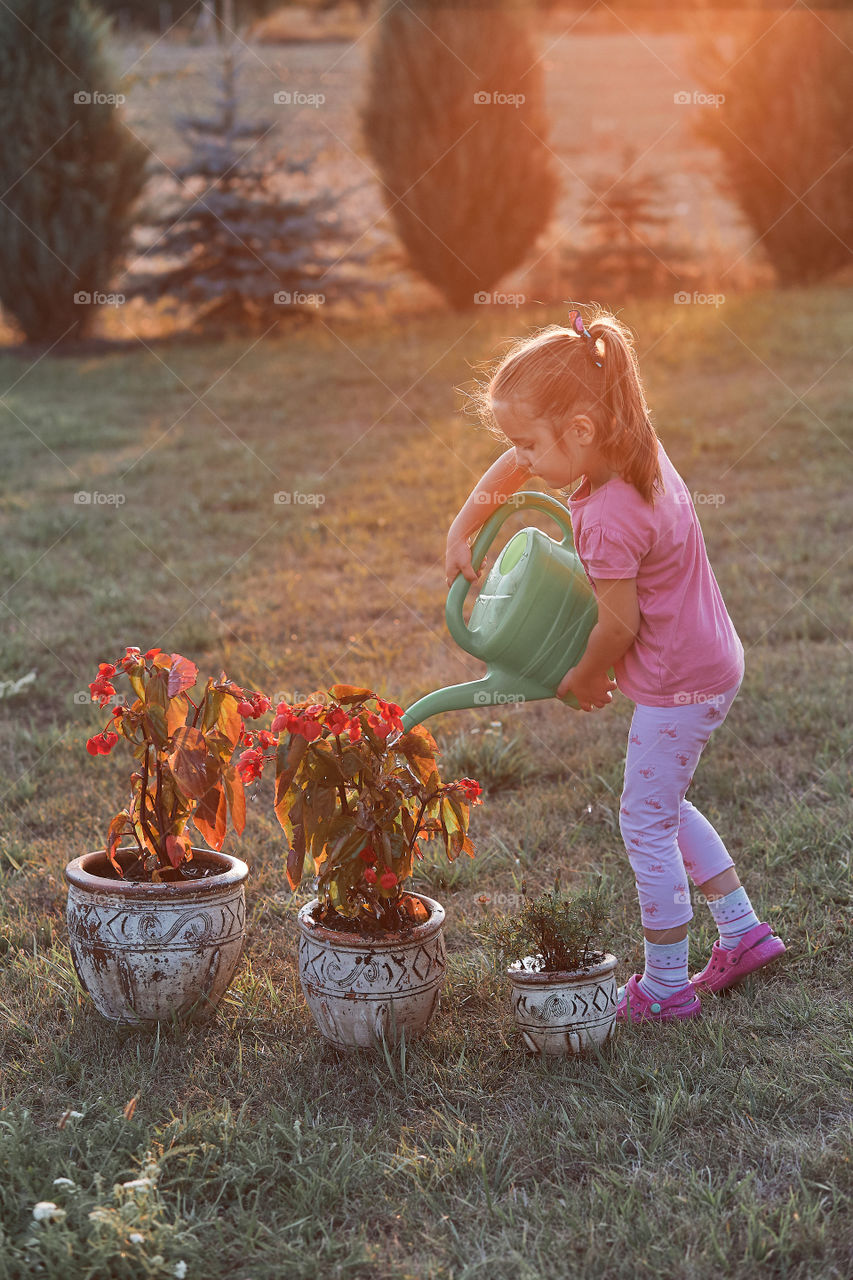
[65,848,248,1027]
[296,893,446,1050]
[507,954,618,1055]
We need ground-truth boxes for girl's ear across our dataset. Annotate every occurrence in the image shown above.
[569,414,596,444]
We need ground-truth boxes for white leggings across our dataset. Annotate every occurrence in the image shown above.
[619,682,741,930]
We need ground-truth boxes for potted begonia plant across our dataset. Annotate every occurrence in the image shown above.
[67,645,270,1026]
[479,883,618,1055]
[240,684,481,1049]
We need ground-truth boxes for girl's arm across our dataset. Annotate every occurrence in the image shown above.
[556,578,640,711]
[445,447,532,583]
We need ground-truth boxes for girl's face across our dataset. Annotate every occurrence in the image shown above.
[491,396,586,488]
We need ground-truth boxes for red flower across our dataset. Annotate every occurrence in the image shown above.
[86,730,118,756]
[376,698,404,730]
[89,673,117,708]
[98,662,117,678]
[292,716,323,742]
[457,778,482,803]
[363,866,378,885]
[367,713,392,740]
[236,747,264,784]
[119,647,142,671]
[237,701,256,718]
[358,845,376,864]
[379,870,397,891]
[347,718,362,743]
[257,730,276,750]
[325,707,350,735]
[239,731,254,747]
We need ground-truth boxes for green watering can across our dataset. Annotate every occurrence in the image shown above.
[400,492,603,732]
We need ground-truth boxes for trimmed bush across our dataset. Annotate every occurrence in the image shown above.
[695,9,853,284]
[361,0,559,309]
[0,0,148,343]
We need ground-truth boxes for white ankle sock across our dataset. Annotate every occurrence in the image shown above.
[707,885,760,950]
[636,937,690,1003]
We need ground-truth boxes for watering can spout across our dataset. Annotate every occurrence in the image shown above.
[400,672,556,733]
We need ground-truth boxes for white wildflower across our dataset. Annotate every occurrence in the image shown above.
[32,1202,65,1223]
[53,1178,76,1191]
[129,1233,145,1245]
[174,1263,188,1279]
[121,1177,153,1191]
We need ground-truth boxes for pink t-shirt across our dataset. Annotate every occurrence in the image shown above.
[568,443,744,707]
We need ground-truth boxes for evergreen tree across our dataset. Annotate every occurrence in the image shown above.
[361,0,559,310]
[695,9,853,284]
[0,0,148,344]
[127,45,376,331]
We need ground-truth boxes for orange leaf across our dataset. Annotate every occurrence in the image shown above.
[167,654,198,697]
[165,834,190,869]
[216,694,243,750]
[192,781,227,849]
[223,764,246,837]
[166,694,189,736]
[167,726,209,800]
[329,684,373,705]
[397,725,439,783]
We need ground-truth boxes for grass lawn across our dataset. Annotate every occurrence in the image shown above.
[0,287,851,1279]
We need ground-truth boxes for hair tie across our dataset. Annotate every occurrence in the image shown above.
[568,309,603,368]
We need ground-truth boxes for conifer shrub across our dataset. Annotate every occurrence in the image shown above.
[0,0,147,343]
[694,8,853,284]
[361,0,559,309]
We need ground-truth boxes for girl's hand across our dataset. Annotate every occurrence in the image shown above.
[445,536,479,588]
[557,665,617,712]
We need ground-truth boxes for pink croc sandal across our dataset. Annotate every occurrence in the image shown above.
[616,973,702,1023]
[691,921,786,995]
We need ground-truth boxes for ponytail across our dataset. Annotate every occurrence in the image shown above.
[586,314,662,504]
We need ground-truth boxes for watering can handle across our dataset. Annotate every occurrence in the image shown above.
[446,491,575,657]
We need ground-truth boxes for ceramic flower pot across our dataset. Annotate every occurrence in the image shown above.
[65,847,248,1027]
[507,953,618,1055]
[296,892,446,1050]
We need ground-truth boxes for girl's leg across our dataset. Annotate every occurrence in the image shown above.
[618,684,741,999]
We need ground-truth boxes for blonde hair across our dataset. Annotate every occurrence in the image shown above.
[469,309,662,503]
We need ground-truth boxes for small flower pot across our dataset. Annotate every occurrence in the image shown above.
[296,892,446,1050]
[507,953,618,1055]
[65,847,248,1027]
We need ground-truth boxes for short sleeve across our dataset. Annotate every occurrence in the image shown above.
[577,522,651,579]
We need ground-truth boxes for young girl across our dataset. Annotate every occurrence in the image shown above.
[445,309,786,1022]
